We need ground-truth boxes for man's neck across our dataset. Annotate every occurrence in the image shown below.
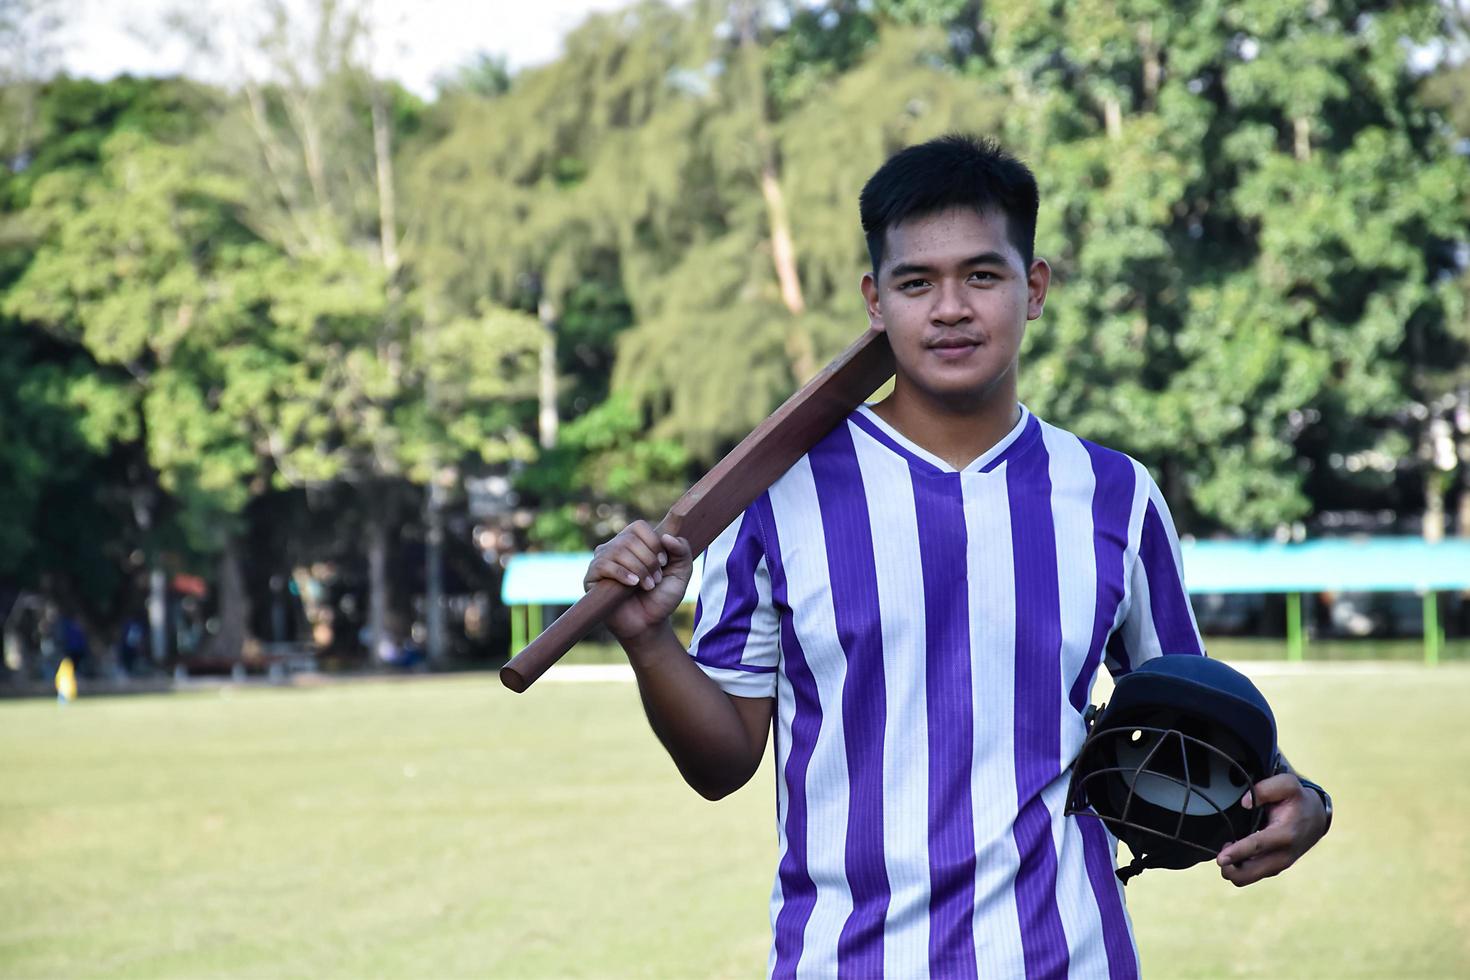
[870,380,1021,471]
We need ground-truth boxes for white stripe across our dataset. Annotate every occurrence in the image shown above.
[689,515,741,654]
[1040,425,1100,730]
[1047,781,1137,980]
[1040,424,1114,972]
[1119,461,1159,670]
[689,512,781,696]
[851,424,930,978]
[767,457,853,980]
[769,663,796,979]
[962,464,1026,978]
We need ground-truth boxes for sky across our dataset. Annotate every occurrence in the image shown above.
[56,0,640,97]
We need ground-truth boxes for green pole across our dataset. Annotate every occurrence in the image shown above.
[511,605,526,655]
[1424,591,1440,668]
[1286,592,1304,663]
[529,603,543,641]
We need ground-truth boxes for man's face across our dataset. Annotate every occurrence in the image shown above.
[861,206,1049,408]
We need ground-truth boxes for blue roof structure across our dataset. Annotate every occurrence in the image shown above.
[1179,537,1470,594]
[502,551,702,606]
[501,537,1470,605]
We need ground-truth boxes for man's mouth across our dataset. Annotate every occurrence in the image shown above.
[926,337,981,358]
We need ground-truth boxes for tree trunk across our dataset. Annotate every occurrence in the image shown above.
[760,165,807,319]
[760,163,817,381]
[131,491,170,666]
[1424,470,1446,542]
[1457,384,1470,537]
[1103,95,1123,140]
[736,0,816,384]
[425,481,447,667]
[1139,23,1161,109]
[366,498,390,664]
[1456,474,1470,538]
[538,296,559,449]
[216,536,250,661]
[370,84,400,278]
[149,568,168,665]
[1293,116,1312,162]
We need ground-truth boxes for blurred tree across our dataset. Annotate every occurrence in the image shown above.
[407,1,694,545]
[0,0,60,177]
[4,131,316,661]
[1417,0,1470,538]
[186,0,541,662]
[608,6,996,458]
[408,1,991,548]
[986,0,1469,535]
[0,74,218,663]
[432,52,512,100]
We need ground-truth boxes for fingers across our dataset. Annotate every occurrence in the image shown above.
[585,553,649,591]
[1218,848,1292,887]
[1215,777,1311,886]
[661,533,693,570]
[1216,823,1294,869]
[627,522,667,566]
[1242,773,1301,809]
[585,522,670,592]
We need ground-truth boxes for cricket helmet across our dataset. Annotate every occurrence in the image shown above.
[1064,655,1283,883]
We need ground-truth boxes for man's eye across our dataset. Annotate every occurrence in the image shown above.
[969,271,998,283]
[900,279,930,290]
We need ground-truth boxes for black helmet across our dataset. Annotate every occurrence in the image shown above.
[1064,655,1283,883]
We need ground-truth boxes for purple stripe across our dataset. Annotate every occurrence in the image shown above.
[1140,502,1204,656]
[1070,445,1137,711]
[978,413,1043,473]
[692,512,766,670]
[849,410,940,473]
[810,425,891,978]
[912,469,978,977]
[1007,436,1070,980]
[1078,814,1139,980]
[755,493,820,980]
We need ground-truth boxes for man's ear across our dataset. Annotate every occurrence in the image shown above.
[860,272,884,330]
[1026,258,1052,321]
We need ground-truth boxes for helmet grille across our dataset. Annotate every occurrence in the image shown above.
[1066,723,1266,868]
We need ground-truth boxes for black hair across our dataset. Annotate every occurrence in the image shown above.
[859,134,1039,276]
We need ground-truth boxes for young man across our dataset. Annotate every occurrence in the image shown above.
[585,135,1328,978]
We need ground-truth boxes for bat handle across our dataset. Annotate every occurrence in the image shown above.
[499,579,632,693]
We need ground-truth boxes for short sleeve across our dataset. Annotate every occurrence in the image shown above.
[687,505,780,698]
[1106,466,1205,676]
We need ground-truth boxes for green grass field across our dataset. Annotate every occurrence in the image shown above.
[2,663,1468,978]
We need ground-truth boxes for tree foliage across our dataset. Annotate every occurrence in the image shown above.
[1,0,1467,663]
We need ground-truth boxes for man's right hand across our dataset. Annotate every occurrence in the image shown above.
[584,521,694,644]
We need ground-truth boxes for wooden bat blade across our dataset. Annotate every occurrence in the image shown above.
[499,327,895,693]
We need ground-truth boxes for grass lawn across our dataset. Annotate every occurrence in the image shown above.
[2,663,1467,978]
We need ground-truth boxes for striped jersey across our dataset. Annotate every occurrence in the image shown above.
[688,403,1204,980]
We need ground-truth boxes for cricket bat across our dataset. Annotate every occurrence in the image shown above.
[500,326,896,693]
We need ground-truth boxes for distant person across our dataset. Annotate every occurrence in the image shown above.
[55,655,77,704]
[116,616,146,676]
[56,614,89,676]
[586,135,1331,976]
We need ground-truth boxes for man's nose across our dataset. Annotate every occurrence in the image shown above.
[931,280,970,324]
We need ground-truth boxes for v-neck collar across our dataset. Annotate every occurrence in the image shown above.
[850,402,1038,476]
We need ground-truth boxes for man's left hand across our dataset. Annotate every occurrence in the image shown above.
[1214,774,1327,887]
